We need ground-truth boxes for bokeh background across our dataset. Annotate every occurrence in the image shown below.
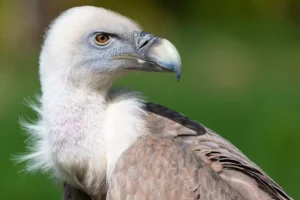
[0,0,299,199]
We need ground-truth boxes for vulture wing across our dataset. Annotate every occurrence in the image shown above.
[107,103,292,200]
[107,136,244,200]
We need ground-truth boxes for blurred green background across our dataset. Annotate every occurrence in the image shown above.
[1,0,299,199]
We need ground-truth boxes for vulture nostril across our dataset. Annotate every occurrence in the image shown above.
[139,40,149,50]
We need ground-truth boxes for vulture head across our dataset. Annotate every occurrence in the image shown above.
[39,6,181,93]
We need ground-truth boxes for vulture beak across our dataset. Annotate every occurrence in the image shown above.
[114,31,182,81]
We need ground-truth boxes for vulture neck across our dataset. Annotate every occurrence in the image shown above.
[41,83,108,185]
[41,79,147,188]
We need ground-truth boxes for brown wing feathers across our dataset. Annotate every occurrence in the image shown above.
[107,136,244,200]
[144,103,291,200]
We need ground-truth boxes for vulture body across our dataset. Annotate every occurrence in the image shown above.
[20,6,292,200]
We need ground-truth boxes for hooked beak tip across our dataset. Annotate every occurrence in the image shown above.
[176,73,181,81]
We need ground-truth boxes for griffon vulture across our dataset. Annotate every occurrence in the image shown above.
[20,6,292,200]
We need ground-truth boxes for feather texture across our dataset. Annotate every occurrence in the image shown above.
[63,101,292,200]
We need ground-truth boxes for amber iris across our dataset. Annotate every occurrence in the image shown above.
[94,33,110,45]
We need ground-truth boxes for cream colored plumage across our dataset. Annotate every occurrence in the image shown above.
[21,6,292,200]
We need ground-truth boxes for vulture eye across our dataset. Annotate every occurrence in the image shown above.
[93,33,111,45]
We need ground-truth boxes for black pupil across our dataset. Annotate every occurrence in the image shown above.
[99,34,107,42]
